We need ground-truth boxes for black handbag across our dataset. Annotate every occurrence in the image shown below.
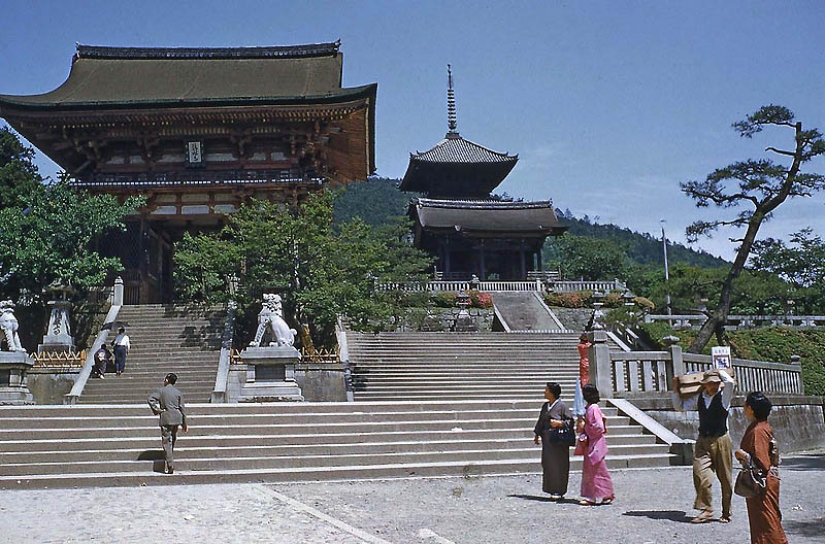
[734,463,766,498]
[546,419,576,446]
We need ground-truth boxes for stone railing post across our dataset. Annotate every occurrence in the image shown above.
[113,276,124,306]
[588,330,613,396]
[790,354,802,394]
[665,335,683,390]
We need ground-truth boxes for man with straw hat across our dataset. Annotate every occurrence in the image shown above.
[672,369,736,524]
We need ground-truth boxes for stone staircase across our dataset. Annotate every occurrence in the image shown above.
[348,331,597,402]
[0,400,673,489]
[491,292,562,331]
[78,304,225,404]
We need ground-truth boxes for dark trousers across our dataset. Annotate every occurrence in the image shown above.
[161,424,179,471]
[113,345,127,373]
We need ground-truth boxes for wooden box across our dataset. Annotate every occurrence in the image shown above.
[677,373,705,397]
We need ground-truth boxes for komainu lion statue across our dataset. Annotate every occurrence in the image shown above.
[249,294,296,348]
[0,300,26,352]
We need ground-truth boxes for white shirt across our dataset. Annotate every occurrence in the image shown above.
[672,369,734,412]
[113,333,131,350]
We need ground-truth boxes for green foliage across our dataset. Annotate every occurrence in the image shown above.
[429,291,493,309]
[432,292,458,308]
[680,105,825,352]
[729,329,825,397]
[551,210,728,269]
[0,130,140,303]
[637,323,825,396]
[333,177,418,227]
[544,291,588,308]
[544,233,630,280]
[604,305,643,331]
[173,190,432,346]
[750,229,825,315]
[628,264,796,316]
[0,126,42,207]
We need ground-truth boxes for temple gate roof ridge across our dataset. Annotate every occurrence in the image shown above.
[415,198,554,210]
[74,41,342,61]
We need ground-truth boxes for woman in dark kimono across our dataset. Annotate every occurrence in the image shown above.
[533,382,574,500]
[735,392,788,544]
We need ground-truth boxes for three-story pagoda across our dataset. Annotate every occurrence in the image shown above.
[401,67,566,281]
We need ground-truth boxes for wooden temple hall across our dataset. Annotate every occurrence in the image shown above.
[400,67,566,281]
[0,42,376,303]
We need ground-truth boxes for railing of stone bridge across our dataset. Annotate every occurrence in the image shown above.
[376,278,628,294]
[587,331,804,396]
[643,314,825,330]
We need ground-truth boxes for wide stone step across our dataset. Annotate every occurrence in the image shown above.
[0,453,676,489]
[5,433,664,465]
[0,407,626,430]
[0,428,537,453]
[1,443,674,477]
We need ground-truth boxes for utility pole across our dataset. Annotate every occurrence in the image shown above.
[661,220,672,318]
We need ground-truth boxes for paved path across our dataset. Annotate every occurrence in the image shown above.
[2,453,822,543]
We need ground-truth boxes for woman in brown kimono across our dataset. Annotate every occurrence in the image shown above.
[735,392,787,544]
[533,382,574,500]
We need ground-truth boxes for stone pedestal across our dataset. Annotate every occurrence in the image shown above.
[38,300,75,354]
[0,351,35,404]
[234,345,304,402]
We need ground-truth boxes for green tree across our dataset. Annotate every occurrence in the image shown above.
[173,190,431,346]
[0,130,141,303]
[681,105,825,353]
[749,229,825,315]
[0,126,42,207]
[545,233,630,280]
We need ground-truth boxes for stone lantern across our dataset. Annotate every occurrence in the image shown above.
[591,291,606,330]
[38,284,76,354]
[452,290,477,332]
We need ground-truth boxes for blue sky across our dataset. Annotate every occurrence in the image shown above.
[1,0,823,259]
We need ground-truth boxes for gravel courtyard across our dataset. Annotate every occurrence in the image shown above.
[2,453,822,544]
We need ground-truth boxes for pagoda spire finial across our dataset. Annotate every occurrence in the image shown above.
[447,64,458,136]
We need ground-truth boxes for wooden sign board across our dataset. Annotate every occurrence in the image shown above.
[712,346,733,372]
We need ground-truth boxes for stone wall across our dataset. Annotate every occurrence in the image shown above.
[295,369,347,402]
[27,368,79,404]
[630,394,825,453]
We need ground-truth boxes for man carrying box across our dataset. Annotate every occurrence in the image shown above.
[672,369,736,524]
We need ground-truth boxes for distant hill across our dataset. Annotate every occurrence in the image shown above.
[333,178,728,268]
[333,177,416,227]
[555,210,729,269]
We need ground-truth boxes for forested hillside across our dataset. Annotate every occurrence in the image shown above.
[333,178,727,269]
[555,210,728,269]
[333,177,416,227]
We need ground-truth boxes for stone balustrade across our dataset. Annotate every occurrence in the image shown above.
[376,278,627,294]
[588,331,804,396]
[643,313,825,330]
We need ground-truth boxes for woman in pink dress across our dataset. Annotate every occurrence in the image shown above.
[577,333,591,386]
[578,384,614,505]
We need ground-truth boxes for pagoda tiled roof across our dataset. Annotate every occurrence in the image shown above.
[412,198,567,235]
[410,133,517,164]
[0,42,374,109]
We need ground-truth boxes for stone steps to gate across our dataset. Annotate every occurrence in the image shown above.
[0,400,674,489]
[78,304,225,404]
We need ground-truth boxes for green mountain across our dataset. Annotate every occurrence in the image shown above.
[334,178,728,268]
[555,210,728,269]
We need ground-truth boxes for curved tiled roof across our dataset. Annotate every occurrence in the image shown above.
[412,198,567,234]
[75,42,340,60]
[0,42,370,108]
[411,133,517,164]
